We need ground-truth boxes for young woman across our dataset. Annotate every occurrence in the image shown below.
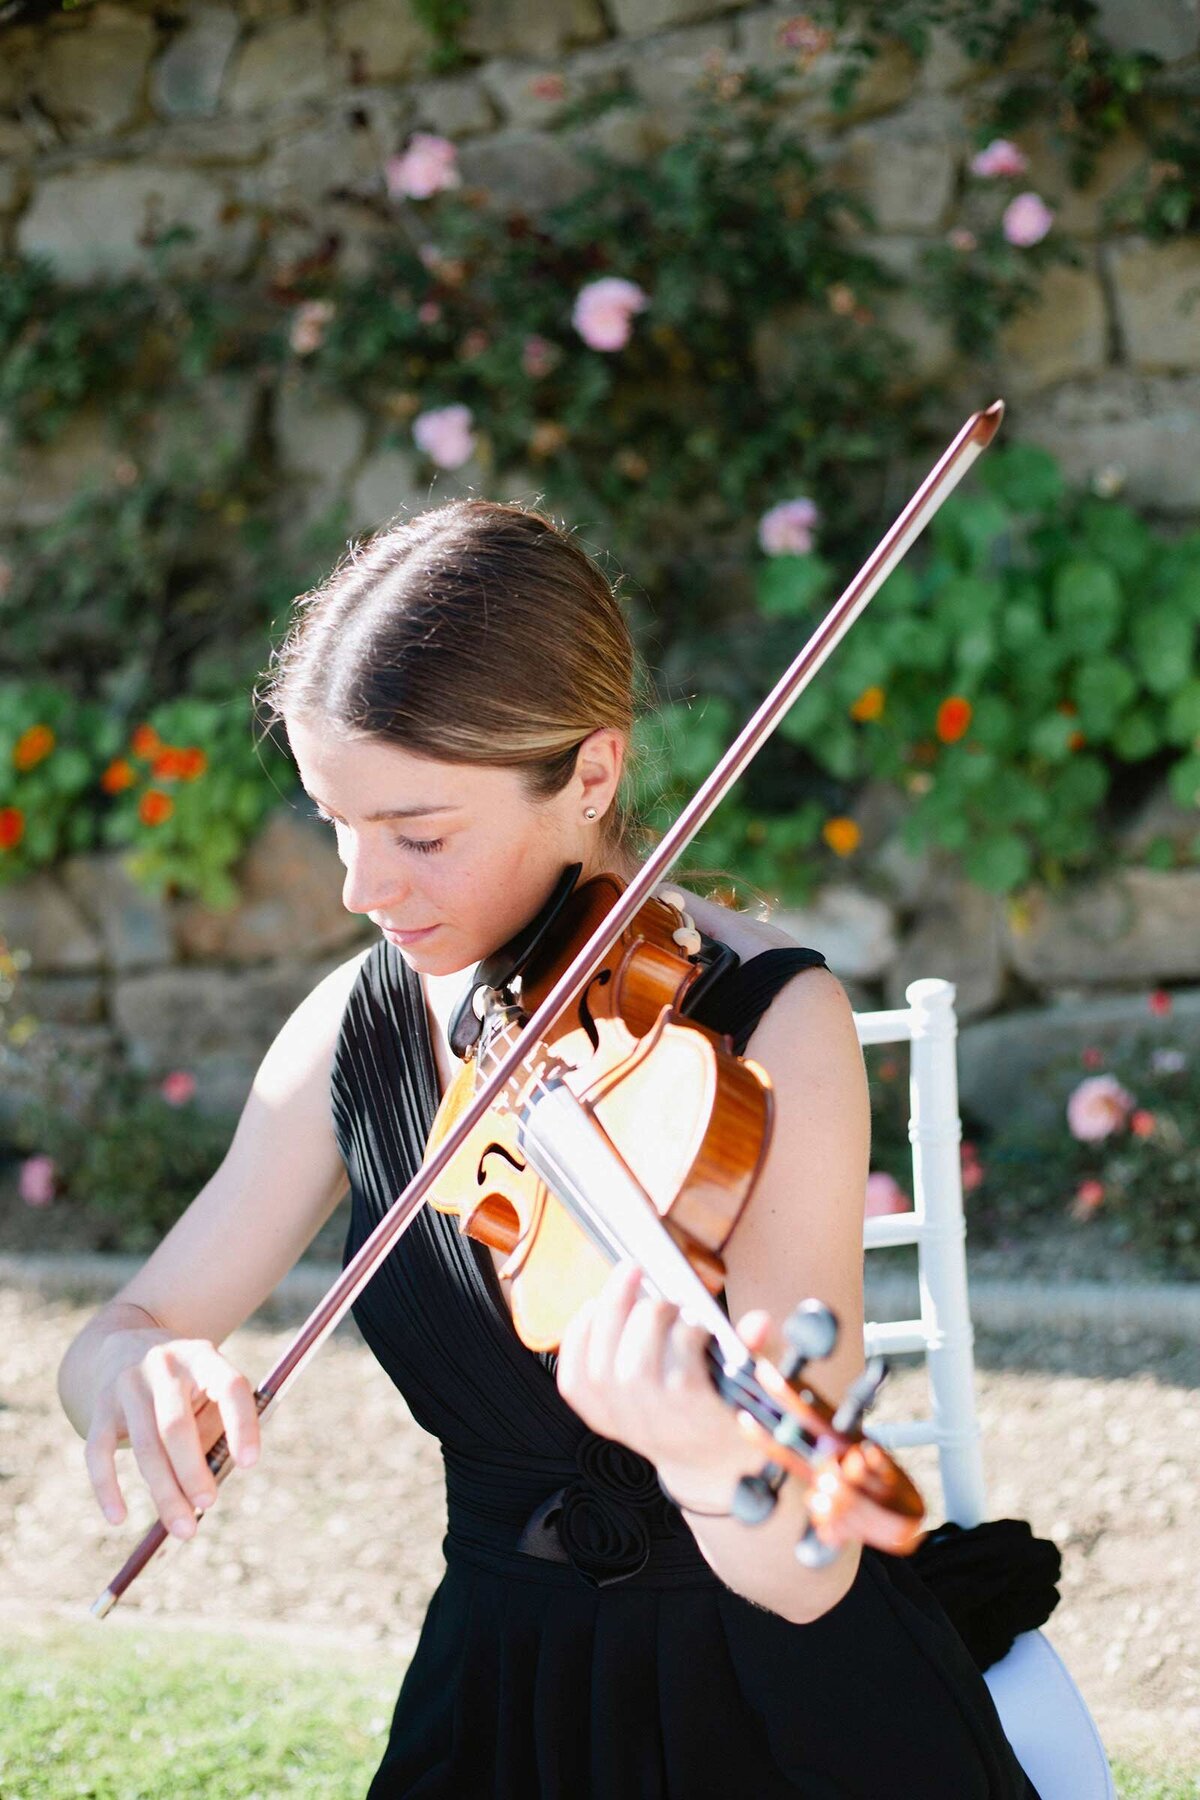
[58,500,1038,1797]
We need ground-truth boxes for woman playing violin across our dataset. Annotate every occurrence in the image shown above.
[58,499,1038,1796]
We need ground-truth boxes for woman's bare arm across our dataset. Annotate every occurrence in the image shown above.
[57,947,370,1443]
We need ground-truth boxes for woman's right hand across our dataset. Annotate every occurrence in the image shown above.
[85,1329,262,1539]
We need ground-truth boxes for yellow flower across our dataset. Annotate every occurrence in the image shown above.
[850,685,885,722]
[822,816,861,857]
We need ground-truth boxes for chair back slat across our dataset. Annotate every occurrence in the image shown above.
[856,977,988,1527]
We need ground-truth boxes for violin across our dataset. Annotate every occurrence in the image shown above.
[428,864,924,1561]
[91,399,1004,1617]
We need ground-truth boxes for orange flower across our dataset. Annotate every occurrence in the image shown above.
[936,695,973,743]
[0,807,25,851]
[822,816,861,857]
[131,723,162,759]
[13,724,55,771]
[101,758,136,794]
[138,789,174,827]
[177,747,208,781]
[151,746,189,781]
[850,685,885,722]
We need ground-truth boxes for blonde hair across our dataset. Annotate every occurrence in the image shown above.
[257,499,643,856]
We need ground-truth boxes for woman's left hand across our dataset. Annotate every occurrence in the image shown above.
[555,1260,765,1509]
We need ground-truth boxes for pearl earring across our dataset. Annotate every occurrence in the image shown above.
[584,807,598,820]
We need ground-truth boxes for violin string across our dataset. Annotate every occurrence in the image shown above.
[468,1013,783,1429]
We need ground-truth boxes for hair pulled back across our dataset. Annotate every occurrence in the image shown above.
[258,499,642,856]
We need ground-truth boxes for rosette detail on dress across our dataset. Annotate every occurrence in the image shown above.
[515,1431,674,1587]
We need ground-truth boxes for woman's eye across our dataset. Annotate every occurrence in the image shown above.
[396,836,444,855]
[309,806,336,826]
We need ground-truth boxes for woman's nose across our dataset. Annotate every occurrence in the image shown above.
[339,835,409,917]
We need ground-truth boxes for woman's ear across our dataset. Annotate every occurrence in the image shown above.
[574,726,625,818]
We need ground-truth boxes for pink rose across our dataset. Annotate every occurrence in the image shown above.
[571,277,649,352]
[758,497,820,556]
[865,1171,910,1217]
[386,133,462,201]
[1002,192,1055,248]
[412,402,476,469]
[970,138,1028,180]
[960,1143,985,1193]
[19,1154,56,1207]
[1066,1074,1134,1143]
[160,1070,197,1107]
[289,300,335,357]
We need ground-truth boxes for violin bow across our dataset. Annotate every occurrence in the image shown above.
[92,399,1003,1617]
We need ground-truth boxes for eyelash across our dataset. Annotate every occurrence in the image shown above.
[309,807,445,856]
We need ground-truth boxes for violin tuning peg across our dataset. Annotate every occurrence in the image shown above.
[831,1356,888,1436]
[732,1469,781,1526]
[781,1299,839,1377]
[794,1521,842,1569]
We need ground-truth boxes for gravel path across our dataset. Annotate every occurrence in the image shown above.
[4,1287,1198,1773]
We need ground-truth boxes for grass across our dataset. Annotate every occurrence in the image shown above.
[1,1619,1196,1798]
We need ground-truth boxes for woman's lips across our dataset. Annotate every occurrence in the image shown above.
[381,924,439,945]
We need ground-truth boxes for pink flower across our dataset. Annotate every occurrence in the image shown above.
[529,73,566,102]
[571,277,649,353]
[970,138,1029,179]
[865,1171,910,1217]
[1066,1074,1135,1143]
[1002,192,1055,248]
[19,1154,56,1207]
[386,133,462,201]
[1071,1178,1106,1220]
[758,497,820,556]
[160,1070,197,1107]
[1130,1109,1157,1138]
[459,328,489,360]
[521,334,560,379]
[960,1144,985,1193]
[289,300,335,357]
[948,228,978,253]
[418,300,442,325]
[412,402,476,469]
[1148,988,1172,1017]
[1081,1046,1105,1070]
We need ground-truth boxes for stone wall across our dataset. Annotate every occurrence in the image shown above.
[3,0,1200,1139]
[1,0,1199,527]
[4,789,1200,1145]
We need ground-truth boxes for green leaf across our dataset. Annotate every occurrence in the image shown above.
[964,832,1032,892]
[1029,712,1077,762]
[1166,680,1200,747]
[1167,753,1200,810]
[981,443,1064,514]
[1051,561,1122,652]
[1112,709,1161,760]
[1071,657,1138,735]
[1131,604,1195,697]
[756,553,832,619]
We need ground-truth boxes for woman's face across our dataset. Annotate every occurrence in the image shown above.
[285,714,626,977]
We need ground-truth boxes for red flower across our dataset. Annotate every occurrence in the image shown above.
[1148,989,1172,1018]
[177,747,207,781]
[1081,1046,1105,1069]
[101,758,136,794]
[160,1070,197,1106]
[936,696,973,743]
[14,724,55,771]
[1130,1109,1156,1138]
[0,807,25,851]
[1070,1178,1105,1220]
[138,789,174,827]
[131,723,162,759]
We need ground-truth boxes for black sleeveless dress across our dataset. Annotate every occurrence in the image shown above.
[332,939,1038,1799]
